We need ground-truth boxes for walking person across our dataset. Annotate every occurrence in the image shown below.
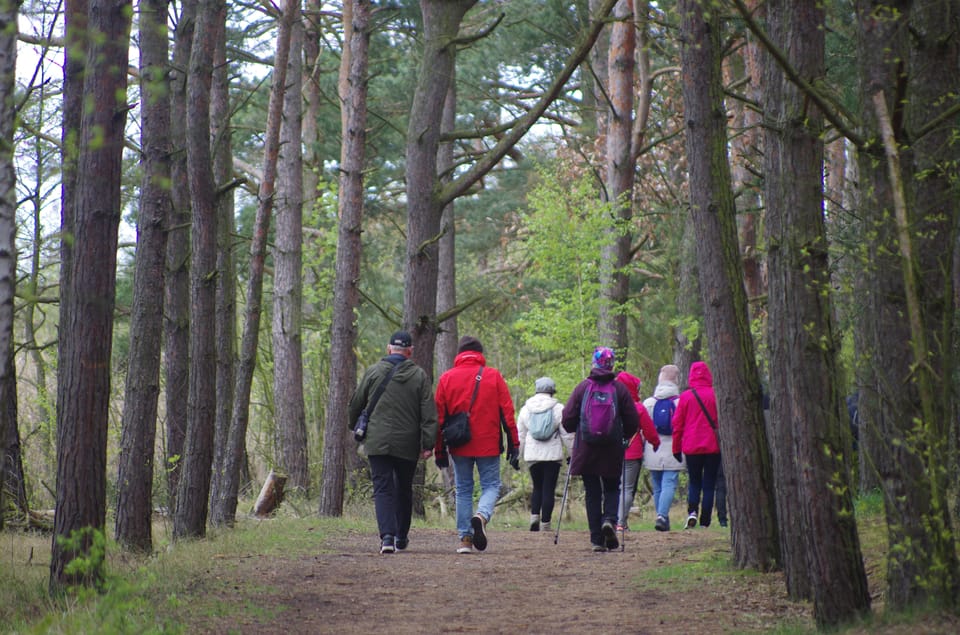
[561,347,640,552]
[613,371,660,532]
[671,361,721,528]
[517,376,573,532]
[348,331,438,554]
[641,364,684,531]
[434,336,519,553]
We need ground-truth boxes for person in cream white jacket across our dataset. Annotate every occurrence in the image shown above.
[517,377,573,532]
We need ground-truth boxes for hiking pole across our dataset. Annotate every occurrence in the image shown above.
[620,446,627,552]
[554,457,573,545]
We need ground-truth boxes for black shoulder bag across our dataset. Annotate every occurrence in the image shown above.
[353,361,401,443]
[443,367,484,448]
[691,387,720,446]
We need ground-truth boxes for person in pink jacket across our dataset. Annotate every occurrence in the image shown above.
[434,336,519,553]
[671,361,720,528]
[614,372,660,531]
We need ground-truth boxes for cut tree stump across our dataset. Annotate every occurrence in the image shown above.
[253,471,287,518]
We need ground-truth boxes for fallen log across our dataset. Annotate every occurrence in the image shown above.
[253,470,287,518]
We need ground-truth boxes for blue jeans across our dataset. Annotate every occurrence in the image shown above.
[452,455,501,539]
[651,469,680,520]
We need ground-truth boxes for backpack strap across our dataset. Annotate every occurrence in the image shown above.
[691,388,720,447]
[364,359,402,419]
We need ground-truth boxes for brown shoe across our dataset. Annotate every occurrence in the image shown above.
[457,535,473,553]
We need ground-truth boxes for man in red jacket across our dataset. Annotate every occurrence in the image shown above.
[435,336,519,553]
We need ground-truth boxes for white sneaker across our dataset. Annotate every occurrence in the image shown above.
[540,521,551,532]
[685,512,698,529]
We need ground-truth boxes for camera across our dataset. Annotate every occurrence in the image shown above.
[354,412,369,442]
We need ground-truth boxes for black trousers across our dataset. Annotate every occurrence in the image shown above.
[581,473,620,546]
[368,454,417,540]
[529,460,561,522]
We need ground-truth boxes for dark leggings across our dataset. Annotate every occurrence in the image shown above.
[529,461,561,522]
[684,453,721,527]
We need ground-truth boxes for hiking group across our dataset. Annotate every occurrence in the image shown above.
[349,332,726,555]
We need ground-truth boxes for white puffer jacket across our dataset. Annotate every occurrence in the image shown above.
[517,393,573,463]
[642,380,684,471]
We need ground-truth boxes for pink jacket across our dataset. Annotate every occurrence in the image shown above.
[672,361,719,456]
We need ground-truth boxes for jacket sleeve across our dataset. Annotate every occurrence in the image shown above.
[672,392,688,453]
[561,381,585,433]
[496,372,519,448]
[517,405,529,456]
[419,370,439,451]
[556,402,575,453]
[348,368,373,430]
[617,384,640,441]
[433,376,447,454]
[637,404,660,449]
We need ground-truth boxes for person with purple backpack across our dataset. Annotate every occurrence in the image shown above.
[561,347,639,552]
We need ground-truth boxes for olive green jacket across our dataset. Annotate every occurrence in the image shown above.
[348,355,438,461]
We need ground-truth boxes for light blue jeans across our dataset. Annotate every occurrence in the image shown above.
[651,469,680,520]
[452,455,501,539]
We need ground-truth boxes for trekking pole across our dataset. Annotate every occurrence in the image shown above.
[554,457,573,545]
[620,446,627,552]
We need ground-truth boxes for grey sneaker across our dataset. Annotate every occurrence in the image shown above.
[655,515,669,532]
[471,514,488,551]
[380,535,395,554]
[529,514,540,532]
[592,544,608,552]
[685,512,698,529]
[601,521,619,550]
[540,521,551,532]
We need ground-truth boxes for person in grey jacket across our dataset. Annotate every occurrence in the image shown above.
[516,377,573,532]
[642,364,684,531]
[349,331,437,554]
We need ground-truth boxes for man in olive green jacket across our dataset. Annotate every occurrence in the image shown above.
[349,331,437,554]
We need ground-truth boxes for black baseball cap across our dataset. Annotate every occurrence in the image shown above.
[389,330,412,347]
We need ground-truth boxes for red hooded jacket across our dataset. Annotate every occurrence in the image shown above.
[672,361,719,456]
[434,350,518,458]
[615,372,660,460]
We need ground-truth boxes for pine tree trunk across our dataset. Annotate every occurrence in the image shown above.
[678,0,779,575]
[274,11,309,494]
[320,0,372,516]
[173,0,224,539]
[51,0,132,592]
[208,1,237,527]
[764,1,870,624]
[115,0,172,553]
[164,0,197,515]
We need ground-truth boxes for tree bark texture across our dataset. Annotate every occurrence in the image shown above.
[0,0,16,529]
[164,0,197,514]
[1,343,28,523]
[51,0,132,592]
[273,11,309,494]
[402,0,477,372]
[115,0,172,553]
[597,0,634,354]
[319,0,371,517]
[856,0,960,610]
[763,0,870,624]
[208,2,238,527]
[173,0,224,539]
[678,0,779,573]
[218,0,297,525]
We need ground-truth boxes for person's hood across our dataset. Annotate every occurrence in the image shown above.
[615,371,642,402]
[453,350,486,368]
[525,392,558,413]
[688,361,713,388]
[588,367,617,382]
[652,380,680,400]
